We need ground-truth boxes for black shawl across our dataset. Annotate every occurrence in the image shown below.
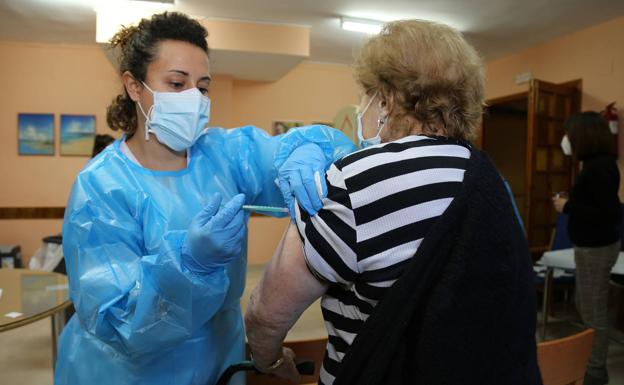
[333,149,542,385]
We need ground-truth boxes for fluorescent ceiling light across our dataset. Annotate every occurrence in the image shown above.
[95,0,174,43]
[341,17,383,34]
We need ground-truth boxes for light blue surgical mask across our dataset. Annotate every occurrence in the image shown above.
[356,91,386,149]
[137,82,211,152]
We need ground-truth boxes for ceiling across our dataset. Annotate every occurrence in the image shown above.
[1,0,624,64]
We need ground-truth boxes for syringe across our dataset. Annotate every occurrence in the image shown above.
[242,205,289,214]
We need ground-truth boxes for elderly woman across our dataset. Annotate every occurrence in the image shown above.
[245,20,541,385]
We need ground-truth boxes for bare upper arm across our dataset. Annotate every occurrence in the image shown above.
[248,223,328,330]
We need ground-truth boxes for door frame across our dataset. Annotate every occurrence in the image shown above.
[526,78,582,254]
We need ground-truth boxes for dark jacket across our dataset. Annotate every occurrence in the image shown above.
[333,149,542,385]
[564,153,622,248]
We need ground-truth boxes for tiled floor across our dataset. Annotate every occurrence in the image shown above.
[1,308,624,384]
[0,318,55,384]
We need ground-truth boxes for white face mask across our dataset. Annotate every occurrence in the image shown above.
[137,82,210,152]
[561,135,572,156]
[356,91,386,149]
[609,120,618,135]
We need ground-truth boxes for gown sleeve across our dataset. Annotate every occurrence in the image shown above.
[62,171,230,360]
[202,125,356,213]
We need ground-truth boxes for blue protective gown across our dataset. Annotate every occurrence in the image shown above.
[54,125,355,385]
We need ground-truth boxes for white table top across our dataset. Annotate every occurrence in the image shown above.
[537,248,624,275]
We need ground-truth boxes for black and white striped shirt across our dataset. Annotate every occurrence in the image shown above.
[295,135,471,385]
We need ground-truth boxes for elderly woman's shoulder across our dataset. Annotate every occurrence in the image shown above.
[336,135,471,171]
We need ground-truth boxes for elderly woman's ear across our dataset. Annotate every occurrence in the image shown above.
[378,92,394,120]
[377,92,395,141]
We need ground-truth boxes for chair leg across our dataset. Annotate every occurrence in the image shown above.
[548,277,555,317]
[540,267,553,340]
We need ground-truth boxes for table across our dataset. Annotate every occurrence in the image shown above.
[242,264,326,341]
[536,249,624,340]
[0,266,322,382]
[0,269,72,366]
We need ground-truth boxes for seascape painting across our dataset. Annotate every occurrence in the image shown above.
[60,115,96,156]
[18,113,55,155]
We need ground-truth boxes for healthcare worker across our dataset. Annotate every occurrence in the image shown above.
[54,12,355,385]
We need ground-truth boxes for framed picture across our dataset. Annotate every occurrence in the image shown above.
[272,121,304,136]
[18,113,55,156]
[333,105,358,145]
[60,114,96,156]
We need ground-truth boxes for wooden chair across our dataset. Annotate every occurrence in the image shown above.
[537,329,594,385]
[246,337,327,385]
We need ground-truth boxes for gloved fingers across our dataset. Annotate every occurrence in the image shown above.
[221,223,246,256]
[293,184,314,217]
[289,170,317,216]
[299,167,323,213]
[286,171,309,212]
[195,193,222,226]
[314,170,328,199]
[222,211,247,235]
[211,193,246,229]
[278,178,296,220]
[288,200,297,222]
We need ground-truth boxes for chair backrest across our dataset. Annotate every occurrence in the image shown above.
[246,337,327,385]
[537,329,594,385]
[550,213,572,251]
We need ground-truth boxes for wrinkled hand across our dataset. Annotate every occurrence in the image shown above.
[552,197,568,213]
[278,143,328,221]
[260,347,301,383]
[182,193,246,271]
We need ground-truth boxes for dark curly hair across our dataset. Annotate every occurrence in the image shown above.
[106,12,209,138]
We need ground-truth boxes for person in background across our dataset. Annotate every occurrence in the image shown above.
[553,111,622,385]
[245,19,540,385]
[54,12,354,385]
[91,134,115,157]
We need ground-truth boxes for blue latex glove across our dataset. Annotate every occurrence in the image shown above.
[182,193,246,271]
[278,143,328,220]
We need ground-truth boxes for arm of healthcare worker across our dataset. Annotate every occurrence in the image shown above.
[63,175,244,359]
[201,125,355,219]
[245,223,328,382]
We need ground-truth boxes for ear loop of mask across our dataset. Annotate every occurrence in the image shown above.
[136,81,155,141]
[359,91,379,120]
[361,91,387,139]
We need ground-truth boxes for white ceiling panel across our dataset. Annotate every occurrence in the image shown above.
[1,0,623,64]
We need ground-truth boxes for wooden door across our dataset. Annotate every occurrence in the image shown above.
[526,79,581,254]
